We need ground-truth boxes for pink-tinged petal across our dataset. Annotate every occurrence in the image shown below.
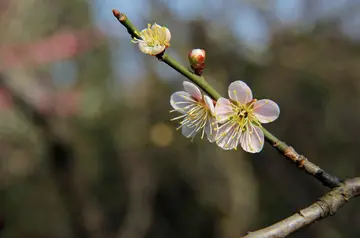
[183,81,202,100]
[204,95,215,115]
[205,116,217,143]
[170,91,195,113]
[240,124,264,153]
[216,121,240,150]
[252,99,280,123]
[214,97,233,123]
[228,80,253,104]
[182,125,196,139]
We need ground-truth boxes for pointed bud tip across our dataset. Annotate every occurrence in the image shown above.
[112,9,120,18]
[112,9,126,21]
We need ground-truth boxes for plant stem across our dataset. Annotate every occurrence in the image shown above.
[158,54,222,100]
[262,127,342,188]
[112,10,141,39]
[242,177,360,238]
[112,9,342,189]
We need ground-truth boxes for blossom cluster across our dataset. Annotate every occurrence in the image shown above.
[131,23,280,153]
[170,81,280,153]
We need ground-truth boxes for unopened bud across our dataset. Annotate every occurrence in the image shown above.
[188,49,206,76]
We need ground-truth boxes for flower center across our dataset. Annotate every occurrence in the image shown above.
[143,25,168,47]
[236,108,248,119]
[187,100,208,123]
[230,99,259,131]
[171,96,210,140]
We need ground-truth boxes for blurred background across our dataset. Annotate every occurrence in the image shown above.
[1,0,360,238]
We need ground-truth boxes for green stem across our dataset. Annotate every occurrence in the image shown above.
[159,54,222,100]
[112,10,141,39]
[112,9,220,99]
[112,9,342,189]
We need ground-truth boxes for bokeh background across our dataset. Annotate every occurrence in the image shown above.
[1,0,360,238]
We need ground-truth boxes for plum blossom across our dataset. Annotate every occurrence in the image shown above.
[215,80,280,153]
[132,23,171,56]
[170,81,217,142]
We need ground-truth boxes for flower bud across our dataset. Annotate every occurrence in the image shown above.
[188,49,206,75]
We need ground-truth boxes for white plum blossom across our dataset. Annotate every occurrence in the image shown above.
[170,81,217,142]
[132,23,171,56]
[215,80,280,153]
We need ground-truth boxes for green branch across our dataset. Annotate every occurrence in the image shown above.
[158,54,222,100]
[112,9,341,189]
[112,10,141,39]
[112,10,221,100]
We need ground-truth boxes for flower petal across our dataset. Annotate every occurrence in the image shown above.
[239,130,249,152]
[139,29,152,42]
[151,23,161,30]
[170,91,196,113]
[214,98,233,123]
[183,81,202,100]
[182,125,196,139]
[252,99,280,123]
[205,116,217,143]
[228,80,253,104]
[204,95,215,115]
[216,121,240,150]
[240,124,264,153]
[163,27,171,44]
[138,42,165,55]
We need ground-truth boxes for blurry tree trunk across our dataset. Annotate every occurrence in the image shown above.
[0,0,112,237]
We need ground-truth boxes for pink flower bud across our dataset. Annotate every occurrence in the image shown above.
[188,49,206,75]
[188,49,206,65]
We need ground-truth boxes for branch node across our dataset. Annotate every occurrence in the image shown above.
[284,146,299,162]
[316,199,330,217]
[155,51,165,61]
[298,210,306,218]
[297,155,307,168]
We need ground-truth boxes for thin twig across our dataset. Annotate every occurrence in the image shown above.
[112,10,141,40]
[112,9,221,100]
[112,9,342,188]
[262,127,342,188]
[242,177,360,238]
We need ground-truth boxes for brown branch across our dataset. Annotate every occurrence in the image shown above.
[242,177,360,238]
[263,128,342,188]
